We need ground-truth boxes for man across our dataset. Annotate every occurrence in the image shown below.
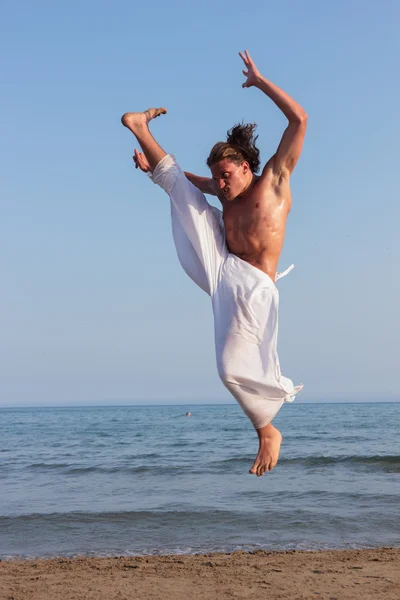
[121,50,307,476]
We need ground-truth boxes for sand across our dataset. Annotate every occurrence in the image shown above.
[0,548,399,600]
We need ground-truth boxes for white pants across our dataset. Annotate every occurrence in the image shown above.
[151,154,302,429]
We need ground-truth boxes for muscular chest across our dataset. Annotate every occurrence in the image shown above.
[222,196,277,240]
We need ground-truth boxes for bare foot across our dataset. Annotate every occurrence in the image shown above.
[249,423,282,476]
[121,107,167,133]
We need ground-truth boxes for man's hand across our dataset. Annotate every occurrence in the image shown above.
[133,148,151,173]
[240,50,262,88]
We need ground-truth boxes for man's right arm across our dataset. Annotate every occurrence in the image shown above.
[184,172,218,196]
[133,149,217,196]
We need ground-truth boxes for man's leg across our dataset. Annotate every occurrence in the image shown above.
[122,107,227,297]
[121,108,167,171]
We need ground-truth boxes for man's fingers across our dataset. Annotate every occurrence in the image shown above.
[239,51,249,65]
[134,149,144,165]
[133,152,141,169]
[244,49,257,70]
[242,67,250,88]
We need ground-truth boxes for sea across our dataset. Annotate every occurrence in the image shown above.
[0,403,399,559]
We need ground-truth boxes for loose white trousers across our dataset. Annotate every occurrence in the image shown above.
[151,154,302,429]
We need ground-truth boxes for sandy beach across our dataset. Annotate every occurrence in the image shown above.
[0,548,399,600]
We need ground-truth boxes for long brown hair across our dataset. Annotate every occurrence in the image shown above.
[206,122,261,173]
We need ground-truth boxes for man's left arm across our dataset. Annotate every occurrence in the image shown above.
[240,50,307,177]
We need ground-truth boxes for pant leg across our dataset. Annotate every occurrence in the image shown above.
[170,204,211,295]
[213,255,302,429]
[151,154,227,296]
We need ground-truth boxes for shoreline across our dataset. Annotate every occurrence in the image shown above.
[1,543,399,561]
[1,547,399,600]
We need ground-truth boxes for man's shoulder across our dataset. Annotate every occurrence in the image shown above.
[259,155,292,183]
[256,160,292,196]
[250,170,292,212]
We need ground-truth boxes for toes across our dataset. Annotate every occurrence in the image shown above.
[250,457,275,476]
[257,464,266,477]
[257,462,272,476]
[249,459,259,474]
[155,107,167,118]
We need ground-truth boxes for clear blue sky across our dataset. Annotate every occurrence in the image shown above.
[1,1,399,406]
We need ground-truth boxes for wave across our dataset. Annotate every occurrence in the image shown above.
[8,454,400,477]
[218,455,400,471]
[0,509,247,527]
[2,497,399,527]
[25,462,72,471]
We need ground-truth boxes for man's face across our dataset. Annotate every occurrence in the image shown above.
[210,159,250,201]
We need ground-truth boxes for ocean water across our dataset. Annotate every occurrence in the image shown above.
[0,403,399,559]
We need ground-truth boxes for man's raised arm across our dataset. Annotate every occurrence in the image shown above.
[240,50,307,177]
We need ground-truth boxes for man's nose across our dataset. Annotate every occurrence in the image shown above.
[217,179,225,189]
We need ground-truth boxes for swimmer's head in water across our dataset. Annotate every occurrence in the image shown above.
[207,123,260,201]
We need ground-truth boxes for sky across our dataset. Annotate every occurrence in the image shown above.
[1,0,399,406]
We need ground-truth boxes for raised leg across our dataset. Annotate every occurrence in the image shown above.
[121,108,167,172]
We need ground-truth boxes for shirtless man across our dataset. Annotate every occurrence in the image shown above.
[121,50,307,476]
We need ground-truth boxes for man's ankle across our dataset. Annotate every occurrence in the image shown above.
[256,423,277,441]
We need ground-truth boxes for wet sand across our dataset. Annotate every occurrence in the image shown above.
[1,548,399,600]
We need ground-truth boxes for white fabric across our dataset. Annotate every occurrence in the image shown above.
[151,154,302,429]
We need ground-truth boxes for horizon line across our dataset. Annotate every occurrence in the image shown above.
[0,399,399,409]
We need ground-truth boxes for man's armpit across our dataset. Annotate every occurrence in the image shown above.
[260,155,288,187]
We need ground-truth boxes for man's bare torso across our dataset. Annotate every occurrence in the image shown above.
[217,169,291,282]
